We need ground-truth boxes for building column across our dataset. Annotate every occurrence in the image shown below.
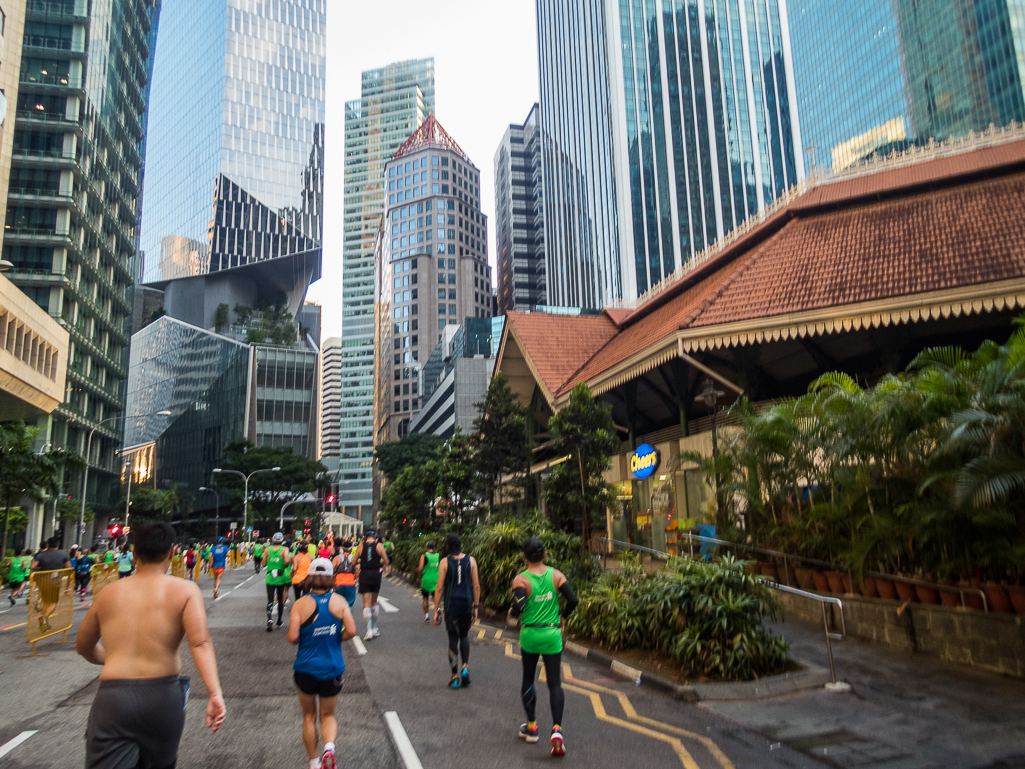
[671,358,691,438]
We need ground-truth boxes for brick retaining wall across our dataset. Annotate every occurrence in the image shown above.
[777,591,1025,678]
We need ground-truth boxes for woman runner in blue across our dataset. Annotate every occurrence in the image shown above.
[288,558,356,769]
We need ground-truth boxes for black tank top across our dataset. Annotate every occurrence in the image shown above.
[443,556,473,614]
[361,541,382,572]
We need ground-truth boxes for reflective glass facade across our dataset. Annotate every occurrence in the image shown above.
[341,59,434,507]
[790,0,1025,171]
[2,0,159,513]
[140,0,325,283]
[538,0,801,308]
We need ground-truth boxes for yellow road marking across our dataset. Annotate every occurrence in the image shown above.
[493,629,502,640]
[566,677,734,769]
[477,629,486,641]
[564,684,700,769]
[563,663,573,679]
[504,641,520,660]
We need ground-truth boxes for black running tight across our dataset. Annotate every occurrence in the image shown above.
[521,652,564,726]
[445,612,472,674]
[266,584,286,619]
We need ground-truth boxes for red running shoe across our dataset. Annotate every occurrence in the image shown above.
[551,727,566,757]
[321,749,337,769]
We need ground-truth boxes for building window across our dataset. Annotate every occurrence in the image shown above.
[438,320,446,330]
[438,288,446,299]
[439,304,446,315]
[449,304,456,315]
[448,289,456,300]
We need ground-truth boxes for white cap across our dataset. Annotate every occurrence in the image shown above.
[309,557,333,575]
[272,532,284,543]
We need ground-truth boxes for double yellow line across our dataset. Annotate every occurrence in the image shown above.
[504,641,734,769]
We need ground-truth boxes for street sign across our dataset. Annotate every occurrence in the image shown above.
[254,530,259,538]
[230,522,237,530]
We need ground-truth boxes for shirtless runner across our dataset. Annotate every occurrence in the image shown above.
[76,523,226,769]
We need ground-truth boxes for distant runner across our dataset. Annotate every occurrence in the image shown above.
[8,548,30,605]
[433,534,479,689]
[117,544,135,579]
[76,547,96,601]
[253,539,264,573]
[210,538,229,599]
[292,546,312,602]
[353,530,389,641]
[509,537,579,758]
[288,558,356,769]
[332,544,357,608]
[418,541,440,623]
[263,532,293,632]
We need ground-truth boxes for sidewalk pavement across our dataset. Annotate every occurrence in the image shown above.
[701,613,1025,768]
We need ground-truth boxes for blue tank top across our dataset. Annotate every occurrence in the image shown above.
[211,545,228,568]
[294,592,346,680]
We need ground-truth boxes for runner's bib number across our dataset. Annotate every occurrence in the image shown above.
[271,569,280,577]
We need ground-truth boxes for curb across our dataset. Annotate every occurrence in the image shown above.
[394,570,833,701]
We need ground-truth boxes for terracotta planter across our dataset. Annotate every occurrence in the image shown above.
[794,567,816,591]
[825,571,845,594]
[812,571,830,593]
[1006,585,1025,615]
[984,582,1013,613]
[744,561,758,574]
[757,562,779,582]
[915,582,941,605]
[840,573,860,594]
[862,575,879,598]
[894,579,917,603]
[875,576,898,600]
[938,582,959,607]
[958,580,985,611]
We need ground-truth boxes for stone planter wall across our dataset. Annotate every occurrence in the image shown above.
[776,591,1025,679]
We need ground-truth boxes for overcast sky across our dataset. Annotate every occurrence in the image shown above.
[307,0,540,342]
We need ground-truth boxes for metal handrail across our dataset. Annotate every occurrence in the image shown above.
[599,537,847,684]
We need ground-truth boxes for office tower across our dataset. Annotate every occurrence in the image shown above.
[494,104,545,313]
[537,0,802,308]
[341,59,434,515]
[0,0,26,227]
[373,115,492,445]
[123,0,325,502]
[2,0,159,524]
[789,0,1025,171]
[321,336,341,459]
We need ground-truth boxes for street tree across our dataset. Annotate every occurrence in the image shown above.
[0,421,81,558]
[546,383,619,556]
[473,372,530,518]
[380,459,441,536]
[374,433,444,483]
[437,432,477,524]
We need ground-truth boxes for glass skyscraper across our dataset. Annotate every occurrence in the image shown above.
[2,0,160,519]
[789,0,1025,171]
[123,0,325,513]
[340,59,434,515]
[537,0,802,308]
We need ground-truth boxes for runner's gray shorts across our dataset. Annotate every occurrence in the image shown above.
[86,676,188,769]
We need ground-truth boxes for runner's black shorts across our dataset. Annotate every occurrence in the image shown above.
[294,671,343,698]
[445,611,473,637]
[358,572,382,594]
[86,675,188,769]
[421,589,433,598]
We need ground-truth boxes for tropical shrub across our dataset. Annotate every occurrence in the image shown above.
[568,555,788,681]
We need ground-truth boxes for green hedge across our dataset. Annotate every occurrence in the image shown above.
[567,554,788,682]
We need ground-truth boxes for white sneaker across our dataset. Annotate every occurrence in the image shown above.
[424,613,430,623]
[372,625,380,638]
[364,628,374,641]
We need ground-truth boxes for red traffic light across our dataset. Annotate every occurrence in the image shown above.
[326,494,335,504]
[109,525,121,536]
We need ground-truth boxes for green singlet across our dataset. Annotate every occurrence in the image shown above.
[265,545,291,585]
[9,555,30,582]
[254,544,263,559]
[421,552,440,592]
[519,567,563,655]
[104,551,114,563]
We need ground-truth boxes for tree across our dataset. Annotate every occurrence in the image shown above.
[0,421,81,558]
[380,460,441,535]
[58,497,94,526]
[215,440,328,532]
[214,303,230,330]
[545,383,618,556]
[0,506,27,541]
[233,303,253,325]
[375,433,444,483]
[437,433,477,524]
[473,372,530,517]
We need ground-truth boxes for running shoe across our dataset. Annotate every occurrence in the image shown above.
[321,749,336,769]
[213,590,218,599]
[8,596,14,606]
[266,618,273,633]
[371,625,380,638]
[363,628,374,641]
[460,666,471,687]
[276,616,283,627]
[551,727,566,757]
[448,675,461,689]
[519,724,539,743]
[424,612,430,623]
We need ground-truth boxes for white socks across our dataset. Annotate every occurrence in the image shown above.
[325,742,335,753]
[309,760,321,769]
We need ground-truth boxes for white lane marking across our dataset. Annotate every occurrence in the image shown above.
[378,597,399,613]
[384,712,423,769]
[232,575,256,590]
[351,636,367,656]
[0,731,38,759]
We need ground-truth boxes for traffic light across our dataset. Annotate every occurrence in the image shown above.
[109,524,121,538]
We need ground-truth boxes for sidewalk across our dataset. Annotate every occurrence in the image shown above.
[701,614,1025,768]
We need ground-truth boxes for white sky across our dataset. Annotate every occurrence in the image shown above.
[306,0,540,342]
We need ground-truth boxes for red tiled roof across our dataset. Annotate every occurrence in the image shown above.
[505,312,617,396]
[393,114,472,165]
[497,137,1025,401]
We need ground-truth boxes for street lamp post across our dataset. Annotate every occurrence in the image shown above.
[198,487,221,538]
[79,410,171,546]
[279,498,306,532]
[211,466,280,542]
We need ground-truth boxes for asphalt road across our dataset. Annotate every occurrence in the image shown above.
[0,565,827,768]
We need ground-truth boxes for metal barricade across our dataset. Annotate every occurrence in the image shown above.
[91,562,119,597]
[170,555,185,579]
[25,568,74,656]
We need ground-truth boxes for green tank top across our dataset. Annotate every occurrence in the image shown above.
[9,556,30,581]
[265,545,290,585]
[421,552,440,591]
[519,567,562,655]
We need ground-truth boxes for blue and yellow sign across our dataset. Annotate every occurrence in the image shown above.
[629,443,660,480]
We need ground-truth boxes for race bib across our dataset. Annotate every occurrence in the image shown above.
[271,569,280,577]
